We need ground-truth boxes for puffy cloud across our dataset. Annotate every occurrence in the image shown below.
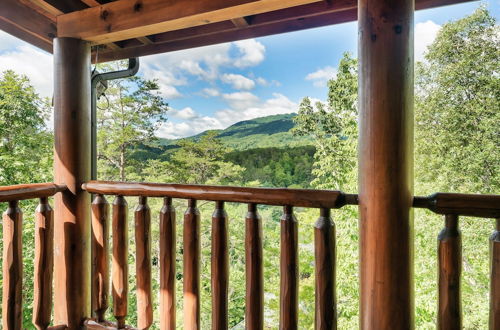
[305,66,337,87]
[222,92,260,110]
[157,114,224,139]
[415,20,441,62]
[169,107,198,120]
[233,39,266,68]
[0,44,53,98]
[200,87,220,97]
[221,73,255,90]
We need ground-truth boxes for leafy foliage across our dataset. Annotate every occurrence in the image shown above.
[292,53,358,191]
[415,6,500,194]
[97,62,169,181]
[0,70,52,184]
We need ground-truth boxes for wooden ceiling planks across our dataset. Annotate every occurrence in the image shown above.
[0,0,476,62]
[56,0,324,44]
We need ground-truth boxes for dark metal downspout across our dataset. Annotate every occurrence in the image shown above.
[90,58,140,180]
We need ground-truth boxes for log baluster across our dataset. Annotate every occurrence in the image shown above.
[135,196,153,329]
[490,218,500,329]
[2,200,23,329]
[160,197,176,330]
[280,205,299,330]
[184,199,201,329]
[112,196,129,329]
[438,214,462,329]
[314,208,336,330]
[33,197,54,330]
[245,203,264,330]
[211,201,229,329]
[91,194,110,322]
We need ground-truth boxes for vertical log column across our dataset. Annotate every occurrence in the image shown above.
[245,203,264,330]
[184,199,201,329]
[53,37,91,328]
[211,201,229,329]
[280,205,298,330]
[2,201,23,329]
[490,218,500,329]
[358,0,414,328]
[33,198,54,330]
[160,197,176,330]
[438,214,462,329]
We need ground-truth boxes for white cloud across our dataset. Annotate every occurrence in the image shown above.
[305,66,337,87]
[415,20,441,62]
[169,107,198,120]
[233,39,266,68]
[0,44,53,98]
[221,73,255,90]
[157,113,225,139]
[222,92,260,110]
[200,87,220,97]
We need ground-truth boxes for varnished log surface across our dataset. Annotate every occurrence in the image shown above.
[438,215,462,330]
[245,203,264,330]
[184,199,201,329]
[53,37,92,328]
[358,0,414,328]
[82,181,349,209]
[91,194,110,322]
[112,196,129,329]
[33,197,54,330]
[314,208,336,330]
[2,200,23,329]
[0,182,66,202]
[135,196,153,329]
[490,218,500,330]
[280,205,299,330]
[413,193,500,218]
[160,198,176,330]
[211,201,229,329]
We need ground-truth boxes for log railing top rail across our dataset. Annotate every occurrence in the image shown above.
[82,180,357,208]
[0,183,67,202]
[413,192,500,218]
[82,181,500,218]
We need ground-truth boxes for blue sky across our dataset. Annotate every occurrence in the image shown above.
[0,1,497,138]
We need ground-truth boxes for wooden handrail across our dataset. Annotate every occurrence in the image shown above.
[0,183,67,202]
[82,181,355,208]
[413,193,500,218]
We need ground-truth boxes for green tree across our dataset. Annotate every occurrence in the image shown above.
[97,62,169,181]
[292,53,358,190]
[150,132,245,185]
[0,70,52,185]
[415,6,499,194]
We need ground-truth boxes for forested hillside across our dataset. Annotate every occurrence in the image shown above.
[130,113,316,187]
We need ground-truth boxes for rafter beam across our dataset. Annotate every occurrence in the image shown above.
[0,0,56,47]
[58,0,323,44]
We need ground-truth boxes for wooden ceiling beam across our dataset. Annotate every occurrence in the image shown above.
[0,19,53,53]
[44,0,88,13]
[95,8,357,63]
[0,0,56,46]
[57,0,323,44]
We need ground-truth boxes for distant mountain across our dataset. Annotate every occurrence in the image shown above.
[156,113,313,151]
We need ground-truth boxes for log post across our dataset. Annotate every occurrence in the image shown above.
[53,37,92,328]
[358,0,414,328]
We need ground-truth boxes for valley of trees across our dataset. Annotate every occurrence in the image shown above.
[0,6,498,329]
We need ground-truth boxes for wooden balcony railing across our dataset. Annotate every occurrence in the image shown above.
[0,183,67,330]
[0,181,498,329]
